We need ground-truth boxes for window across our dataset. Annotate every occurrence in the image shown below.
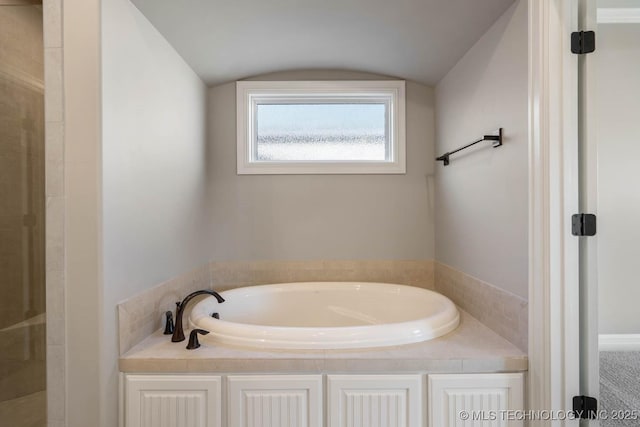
[236,81,406,174]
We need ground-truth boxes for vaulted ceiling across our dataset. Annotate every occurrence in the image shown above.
[131,0,516,86]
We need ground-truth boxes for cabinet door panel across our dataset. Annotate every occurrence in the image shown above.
[428,373,524,427]
[125,374,221,427]
[227,375,323,427]
[328,374,423,427]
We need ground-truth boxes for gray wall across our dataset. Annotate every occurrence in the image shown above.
[101,0,211,425]
[597,23,640,334]
[434,0,528,299]
[208,70,435,261]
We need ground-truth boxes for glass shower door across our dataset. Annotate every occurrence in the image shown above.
[0,2,46,426]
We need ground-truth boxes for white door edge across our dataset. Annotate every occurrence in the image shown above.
[528,0,581,425]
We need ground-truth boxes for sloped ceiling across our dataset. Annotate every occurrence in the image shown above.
[130,0,516,86]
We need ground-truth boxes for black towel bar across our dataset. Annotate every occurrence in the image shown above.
[436,128,503,166]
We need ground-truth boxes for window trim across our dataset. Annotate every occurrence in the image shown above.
[236,80,406,175]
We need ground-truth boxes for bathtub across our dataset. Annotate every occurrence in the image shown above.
[189,282,459,350]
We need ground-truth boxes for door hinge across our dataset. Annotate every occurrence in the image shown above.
[571,31,596,54]
[572,213,597,236]
[573,395,598,419]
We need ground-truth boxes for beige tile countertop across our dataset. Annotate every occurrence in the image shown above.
[120,310,527,374]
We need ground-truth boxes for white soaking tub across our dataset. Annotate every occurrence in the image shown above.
[189,282,459,350]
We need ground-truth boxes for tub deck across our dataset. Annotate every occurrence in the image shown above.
[120,309,526,373]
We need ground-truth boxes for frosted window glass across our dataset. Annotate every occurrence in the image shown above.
[255,103,387,161]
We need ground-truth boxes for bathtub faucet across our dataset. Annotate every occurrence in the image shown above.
[171,290,225,343]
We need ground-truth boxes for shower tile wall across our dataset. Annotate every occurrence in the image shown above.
[0,3,46,425]
[0,0,45,329]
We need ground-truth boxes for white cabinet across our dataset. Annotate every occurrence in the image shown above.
[124,374,221,427]
[327,375,423,427]
[122,372,526,427]
[227,375,323,427]
[428,373,524,427]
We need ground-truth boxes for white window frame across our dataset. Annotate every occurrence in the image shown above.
[236,80,406,175]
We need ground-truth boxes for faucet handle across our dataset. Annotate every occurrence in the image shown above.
[163,311,174,335]
[186,329,209,350]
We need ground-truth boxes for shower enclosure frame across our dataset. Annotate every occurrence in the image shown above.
[30,0,68,425]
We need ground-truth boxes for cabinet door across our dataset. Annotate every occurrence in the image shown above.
[428,373,524,427]
[227,375,323,427]
[124,374,221,427]
[327,374,423,427]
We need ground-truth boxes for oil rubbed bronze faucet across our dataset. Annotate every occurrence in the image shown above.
[171,290,225,343]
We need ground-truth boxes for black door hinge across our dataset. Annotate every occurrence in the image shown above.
[572,213,597,236]
[571,31,596,54]
[573,395,598,419]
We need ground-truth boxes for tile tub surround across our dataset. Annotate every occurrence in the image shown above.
[119,259,530,355]
[119,310,527,373]
[118,259,435,356]
[435,262,528,351]
[209,259,435,291]
[118,263,211,356]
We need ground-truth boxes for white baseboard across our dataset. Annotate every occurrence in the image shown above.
[599,334,640,351]
[598,8,640,24]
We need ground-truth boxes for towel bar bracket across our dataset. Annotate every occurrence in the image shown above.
[484,129,503,148]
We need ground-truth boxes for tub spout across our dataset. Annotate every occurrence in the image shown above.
[172,290,225,343]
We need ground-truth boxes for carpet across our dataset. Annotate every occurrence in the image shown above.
[600,351,640,427]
